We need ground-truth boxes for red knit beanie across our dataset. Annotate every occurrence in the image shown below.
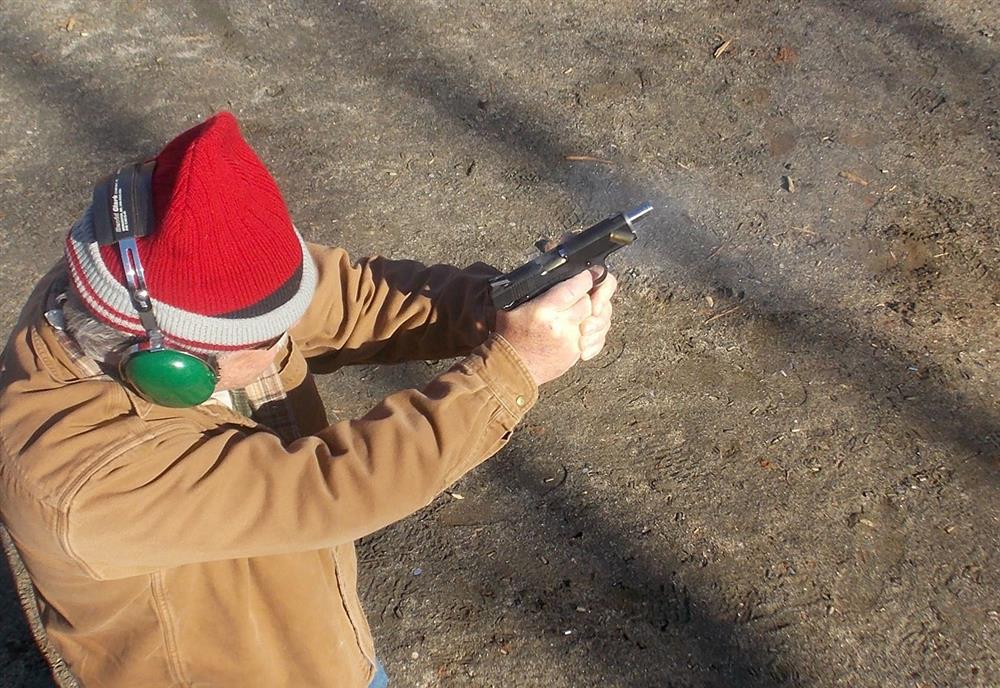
[65,112,317,353]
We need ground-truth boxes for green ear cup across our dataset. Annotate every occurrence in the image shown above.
[122,349,218,408]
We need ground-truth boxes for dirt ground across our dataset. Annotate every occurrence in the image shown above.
[0,1,997,686]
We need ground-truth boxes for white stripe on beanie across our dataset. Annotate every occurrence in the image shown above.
[65,206,317,354]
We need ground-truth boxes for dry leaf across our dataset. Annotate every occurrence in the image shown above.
[713,39,733,59]
[774,45,798,63]
[839,170,870,186]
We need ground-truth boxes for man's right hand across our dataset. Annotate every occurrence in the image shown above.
[495,269,604,385]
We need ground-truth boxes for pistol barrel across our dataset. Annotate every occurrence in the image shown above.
[623,203,654,229]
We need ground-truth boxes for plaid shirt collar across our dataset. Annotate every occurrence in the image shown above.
[233,334,301,444]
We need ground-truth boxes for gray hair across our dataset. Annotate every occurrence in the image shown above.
[61,290,133,363]
[61,288,221,371]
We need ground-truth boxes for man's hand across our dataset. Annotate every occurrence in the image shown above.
[495,268,617,385]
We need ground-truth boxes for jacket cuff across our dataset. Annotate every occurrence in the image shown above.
[468,333,539,419]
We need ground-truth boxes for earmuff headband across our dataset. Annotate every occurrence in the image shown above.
[90,161,220,407]
[94,162,162,340]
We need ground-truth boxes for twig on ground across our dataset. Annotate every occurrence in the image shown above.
[565,155,614,164]
[703,305,744,324]
[714,39,733,58]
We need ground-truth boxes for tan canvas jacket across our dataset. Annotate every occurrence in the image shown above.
[0,243,538,687]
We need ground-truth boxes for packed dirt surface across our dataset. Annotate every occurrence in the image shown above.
[1,1,997,686]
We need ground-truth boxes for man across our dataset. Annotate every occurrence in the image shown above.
[0,112,616,687]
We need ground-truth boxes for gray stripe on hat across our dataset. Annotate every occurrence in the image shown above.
[66,207,317,352]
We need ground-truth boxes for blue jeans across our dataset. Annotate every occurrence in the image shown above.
[369,660,389,688]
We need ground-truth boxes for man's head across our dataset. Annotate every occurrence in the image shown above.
[63,112,316,397]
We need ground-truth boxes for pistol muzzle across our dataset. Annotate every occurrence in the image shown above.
[623,203,654,229]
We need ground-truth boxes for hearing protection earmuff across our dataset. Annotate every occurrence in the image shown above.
[92,162,219,408]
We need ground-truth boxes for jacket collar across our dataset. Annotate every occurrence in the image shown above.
[29,274,260,431]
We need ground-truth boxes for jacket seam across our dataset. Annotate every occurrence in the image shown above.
[55,422,195,579]
[329,548,377,674]
[471,406,508,461]
[151,570,191,686]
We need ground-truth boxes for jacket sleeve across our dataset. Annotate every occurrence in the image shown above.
[65,335,537,579]
[290,243,500,370]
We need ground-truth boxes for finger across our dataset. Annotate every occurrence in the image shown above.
[590,272,618,314]
[600,300,613,323]
[580,318,600,336]
[580,333,608,361]
[580,327,609,349]
[545,270,596,310]
[580,311,611,336]
[593,271,618,298]
[591,294,614,321]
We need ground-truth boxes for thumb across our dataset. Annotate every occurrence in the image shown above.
[546,270,595,310]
